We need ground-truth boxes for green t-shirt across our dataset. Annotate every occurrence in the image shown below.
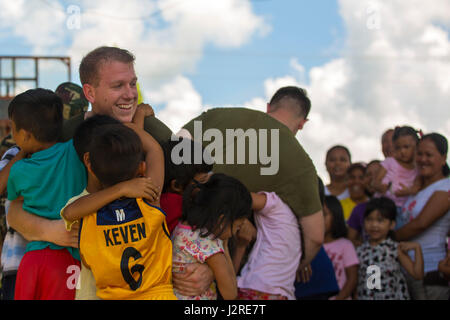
[7,140,87,259]
[183,107,321,218]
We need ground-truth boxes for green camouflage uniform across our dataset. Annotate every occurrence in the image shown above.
[55,82,89,120]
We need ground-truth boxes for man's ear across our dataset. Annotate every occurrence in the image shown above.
[298,118,308,131]
[82,83,95,104]
[266,103,271,113]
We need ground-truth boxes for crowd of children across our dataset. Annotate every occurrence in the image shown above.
[0,48,448,301]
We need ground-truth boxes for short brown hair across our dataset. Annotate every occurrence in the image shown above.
[79,46,135,86]
[269,86,311,119]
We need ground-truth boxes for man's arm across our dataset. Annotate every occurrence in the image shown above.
[172,263,215,297]
[7,199,79,247]
[297,210,324,270]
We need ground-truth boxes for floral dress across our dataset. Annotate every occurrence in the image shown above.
[356,238,410,300]
[171,223,224,300]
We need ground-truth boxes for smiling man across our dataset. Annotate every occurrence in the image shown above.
[79,47,138,123]
[6,46,175,300]
[61,47,171,144]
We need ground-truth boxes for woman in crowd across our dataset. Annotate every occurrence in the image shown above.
[395,133,450,300]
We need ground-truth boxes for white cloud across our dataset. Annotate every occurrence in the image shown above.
[218,0,450,183]
[0,0,66,53]
[3,0,449,186]
[146,75,203,133]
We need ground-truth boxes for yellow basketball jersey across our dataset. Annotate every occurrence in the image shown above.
[79,197,176,300]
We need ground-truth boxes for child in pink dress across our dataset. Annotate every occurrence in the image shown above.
[323,196,359,300]
[373,126,420,228]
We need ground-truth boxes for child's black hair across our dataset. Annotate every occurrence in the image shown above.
[73,114,121,162]
[326,145,352,163]
[363,197,397,239]
[89,124,144,187]
[182,173,252,239]
[162,138,213,193]
[347,162,366,175]
[324,195,347,239]
[8,88,63,143]
[392,126,420,144]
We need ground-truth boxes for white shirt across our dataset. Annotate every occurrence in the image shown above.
[401,178,450,273]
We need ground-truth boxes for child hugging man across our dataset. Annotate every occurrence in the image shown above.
[7,88,87,300]
[160,138,213,234]
[61,122,177,300]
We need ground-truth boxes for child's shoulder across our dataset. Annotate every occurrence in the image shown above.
[139,198,166,216]
[330,237,355,249]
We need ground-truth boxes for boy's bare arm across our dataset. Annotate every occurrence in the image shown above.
[62,177,159,222]
[132,103,154,129]
[124,123,164,201]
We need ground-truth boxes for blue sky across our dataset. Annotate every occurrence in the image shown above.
[188,0,345,105]
[1,0,345,105]
[1,0,449,181]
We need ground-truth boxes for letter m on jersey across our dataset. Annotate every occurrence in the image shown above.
[115,209,126,222]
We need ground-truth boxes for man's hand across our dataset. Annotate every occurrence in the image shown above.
[8,199,79,247]
[296,264,312,283]
[46,219,79,248]
[172,262,214,297]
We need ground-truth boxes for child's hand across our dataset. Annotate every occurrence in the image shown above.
[235,219,256,246]
[118,177,160,202]
[395,183,414,197]
[398,241,419,253]
[133,103,155,119]
[376,182,391,194]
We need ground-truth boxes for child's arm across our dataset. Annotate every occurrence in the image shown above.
[438,254,450,281]
[372,166,389,194]
[395,176,422,197]
[250,192,267,211]
[132,103,155,129]
[334,265,358,300]
[62,177,159,222]
[231,219,256,272]
[124,123,164,205]
[206,239,238,300]
[347,227,362,248]
[398,242,424,280]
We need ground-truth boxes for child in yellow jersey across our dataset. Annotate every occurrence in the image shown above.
[61,122,176,300]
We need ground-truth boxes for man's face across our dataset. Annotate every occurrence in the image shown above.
[86,60,138,123]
